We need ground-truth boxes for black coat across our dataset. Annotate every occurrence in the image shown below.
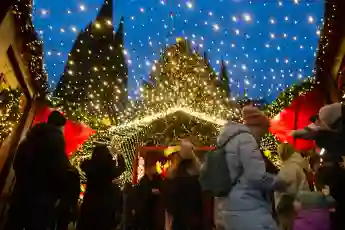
[166,160,203,230]
[78,152,125,230]
[14,123,71,197]
[135,174,163,229]
[6,123,71,230]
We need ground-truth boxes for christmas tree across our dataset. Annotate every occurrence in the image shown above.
[55,0,128,121]
[123,38,239,122]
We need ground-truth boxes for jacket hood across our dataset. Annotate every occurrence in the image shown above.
[217,122,252,146]
[285,153,309,171]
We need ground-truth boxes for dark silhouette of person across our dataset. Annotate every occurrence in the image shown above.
[54,166,81,230]
[5,110,71,230]
[77,144,125,230]
[135,164,164,230]
[164,148,203,230]
[123,183,137,230]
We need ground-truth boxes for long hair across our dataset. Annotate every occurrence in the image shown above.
[278,143,296,161]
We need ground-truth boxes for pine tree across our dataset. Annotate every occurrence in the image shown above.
[55,0,128,121]
[137,38,238,120]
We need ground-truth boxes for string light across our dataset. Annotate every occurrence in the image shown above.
[0,89,22,144]
[33,0,323,101]
[186,1,193,9]
[25,0,328,180]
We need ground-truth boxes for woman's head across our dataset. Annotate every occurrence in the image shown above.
[278,143,296,161]
[91,144,112,162]
[242,105,269,140]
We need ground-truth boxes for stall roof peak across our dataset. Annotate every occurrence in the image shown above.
[111,106,228,132]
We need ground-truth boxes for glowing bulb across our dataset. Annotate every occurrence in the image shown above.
[95,22,101,29]
[232,16,237,22]
[186,1,193,8]
[41,9,48,15]
[320,148,325,156]
[71,26,77,32]
[293,0,299,3]
[79,4,86,11]
[243,13,251,22]
[140,8,145,13]
[308,16,314,23]
[213,24,220,31]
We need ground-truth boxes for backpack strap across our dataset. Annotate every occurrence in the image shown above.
[217,130,253,190]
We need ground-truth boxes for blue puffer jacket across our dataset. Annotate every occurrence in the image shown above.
[217,122,285,230]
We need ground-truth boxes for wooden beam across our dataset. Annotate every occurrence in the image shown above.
[0,0,11,25]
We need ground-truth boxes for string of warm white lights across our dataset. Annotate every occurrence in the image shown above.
[53,0,128,120]
[33,0,323,100]
[28,0,331,183]
[0,89,22,145]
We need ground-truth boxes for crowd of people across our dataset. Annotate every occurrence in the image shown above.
[2,102,345,230]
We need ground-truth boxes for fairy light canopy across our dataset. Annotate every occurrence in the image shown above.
[33,0,324,102]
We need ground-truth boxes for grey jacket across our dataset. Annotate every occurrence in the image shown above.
[218,122,284,212]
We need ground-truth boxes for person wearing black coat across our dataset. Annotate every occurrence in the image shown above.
[77,144,125,230]
[135,165,164,230]
[54,166,81,230]
[5,111,71,230]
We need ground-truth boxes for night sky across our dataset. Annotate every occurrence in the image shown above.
[32,0,324,102]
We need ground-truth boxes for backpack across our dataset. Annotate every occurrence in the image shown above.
[199,130,251,197]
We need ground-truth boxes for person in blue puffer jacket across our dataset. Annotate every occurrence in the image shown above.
[218,105,287,230]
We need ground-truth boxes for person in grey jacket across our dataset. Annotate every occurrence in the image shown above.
[218,105,287,230]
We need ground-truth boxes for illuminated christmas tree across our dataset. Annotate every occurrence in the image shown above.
[126,38,238,121]
[55,0,128,121]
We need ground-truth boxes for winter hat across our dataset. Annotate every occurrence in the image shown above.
[242,105,269,140]
[48,111,66,127]
[317,102,342,130]
[242,105,269,128]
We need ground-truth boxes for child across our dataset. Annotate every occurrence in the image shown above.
[275,143,310,230]
[292,189,335,230]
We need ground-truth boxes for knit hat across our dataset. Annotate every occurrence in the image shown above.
[317,103,342,130]
[242,105,269,128]
[242,105,269,139]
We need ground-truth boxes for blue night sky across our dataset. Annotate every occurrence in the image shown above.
[32,0,324,102]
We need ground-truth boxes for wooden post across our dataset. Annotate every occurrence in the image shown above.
[132,148,139,184]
